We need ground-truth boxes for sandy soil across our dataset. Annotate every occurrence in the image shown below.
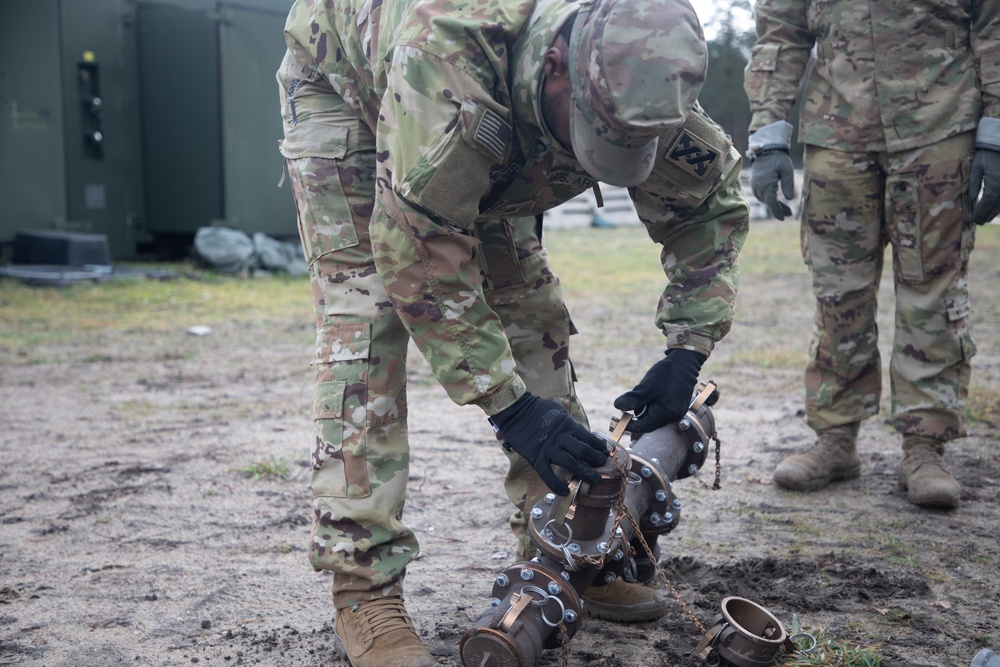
[1,219,998,667]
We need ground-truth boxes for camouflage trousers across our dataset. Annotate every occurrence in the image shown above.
[278,72,587,610]
[800,133,978,441]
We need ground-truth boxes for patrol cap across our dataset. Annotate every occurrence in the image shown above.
[568,0,708,187]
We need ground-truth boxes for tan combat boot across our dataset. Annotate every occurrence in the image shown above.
[773,423,861,491]
[582,578,669,622]
[333,596,435,667]
[898,435,961,509]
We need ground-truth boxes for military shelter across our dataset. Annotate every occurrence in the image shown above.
[0,0,295,260]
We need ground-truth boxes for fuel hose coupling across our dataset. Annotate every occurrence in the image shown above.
[460,383,720,667]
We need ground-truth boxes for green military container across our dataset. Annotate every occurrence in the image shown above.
[0,0,295,260]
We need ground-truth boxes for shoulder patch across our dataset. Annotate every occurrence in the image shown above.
[463,100,511,163]
[666,129,719,180]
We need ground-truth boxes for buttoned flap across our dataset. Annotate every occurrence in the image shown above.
[748,43,780,72]
[280,121,349,160]
[311,321,371,366]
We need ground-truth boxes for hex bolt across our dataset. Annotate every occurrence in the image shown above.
[687,464,699,476]
[597,542,608,553]
[496,574,509,587]
[568,543,581,554]
[650,513,662,525]
[613,549,625,561]
[655,490,668,502]
[679,418,691,431]
[547,582,562,595]
[544,493,556,504]
[543,528,554,539]
[651,458,660,466]
[664,512,675,523]
[530,507,543,520]
[640,466,652,478]
[672,498,683,509]
[520,568,534,581]
[564,610,577,623]
[693,441,705,454]
[560,571,571,581]
[490,597,502,607]
[603,572,617,584]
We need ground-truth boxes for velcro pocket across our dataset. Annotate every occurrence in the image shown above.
[280,121,349,160]
[979,46,1000,86]
[311,322,372,499]
[945,288,970,322]
[312,320,371,365]
[748,43,780,72]
[398,98,509,226]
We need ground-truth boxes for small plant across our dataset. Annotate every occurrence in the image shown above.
[229,455,290,481]
[781,616,882,667]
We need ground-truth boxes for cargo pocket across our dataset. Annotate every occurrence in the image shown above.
[281,119,361,265]
[310,321,372,499]
[886,175,923,283]
[945,288,977,364]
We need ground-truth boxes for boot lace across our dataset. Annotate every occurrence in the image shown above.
[352,597,415,646]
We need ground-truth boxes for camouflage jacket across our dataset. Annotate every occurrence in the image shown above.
[745,0,1000,152]
[282,0,749,413]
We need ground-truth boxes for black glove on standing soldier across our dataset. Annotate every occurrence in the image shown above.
[613,348,707,433]
[490,392,608,496]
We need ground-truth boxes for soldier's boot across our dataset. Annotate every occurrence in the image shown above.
[582,578,670,622]
[898,435,961,509]
[773,423,861,491]
[333,596,435,667]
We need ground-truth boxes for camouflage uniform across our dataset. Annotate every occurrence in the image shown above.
[279,0,749,610]
[744,0,1000,439]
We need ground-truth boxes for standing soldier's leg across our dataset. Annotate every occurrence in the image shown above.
[774,146,885,491]
[279,63,433,667]
[885,132,976,509]
[481,216,668,622]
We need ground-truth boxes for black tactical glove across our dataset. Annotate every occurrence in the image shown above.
[750,148,796,220]
[489,392,608,496]
[613,349,707,434]
[970,147,1000,225]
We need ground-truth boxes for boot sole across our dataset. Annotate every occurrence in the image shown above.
[773,463,861,492]
[898,478,960,509]
[583,598,669,622]
[333,634,358,667]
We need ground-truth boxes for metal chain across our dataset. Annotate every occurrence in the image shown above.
[712,432,722,490]
[555,411,720,661]
[625,507,709,636]
[558,621,569,666]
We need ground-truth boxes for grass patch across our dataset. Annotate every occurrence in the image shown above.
[963,387,1000,428]
[229,455,291,481]
[0,263,311,355]
[782,617,882,666]
[725,344,806,369]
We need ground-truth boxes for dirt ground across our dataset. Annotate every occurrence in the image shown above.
[1,219,998,667]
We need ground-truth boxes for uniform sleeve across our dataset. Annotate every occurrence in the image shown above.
[743,0,814,131]
[631,108,750,358]
[973,0,1000,118]
[372,46,525,415]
